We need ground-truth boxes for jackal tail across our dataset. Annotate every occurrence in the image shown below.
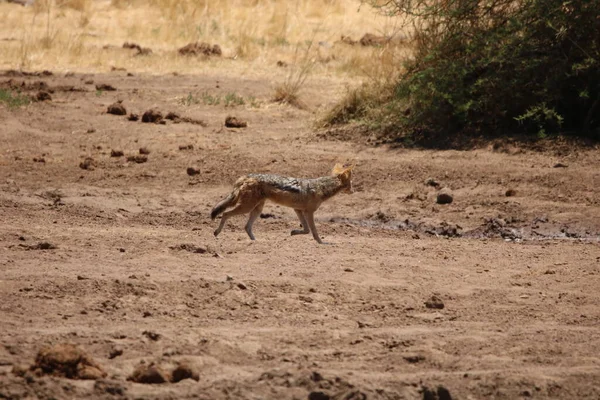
[210,187,241,220]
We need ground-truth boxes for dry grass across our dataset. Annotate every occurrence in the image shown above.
[0,0,412,79]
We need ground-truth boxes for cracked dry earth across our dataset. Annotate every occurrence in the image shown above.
[1,70,600,399]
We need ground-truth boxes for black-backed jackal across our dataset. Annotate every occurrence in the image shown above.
[210,164,354,244]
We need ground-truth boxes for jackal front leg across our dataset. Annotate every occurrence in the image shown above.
[305,210,327,244]
[291,209,310,236]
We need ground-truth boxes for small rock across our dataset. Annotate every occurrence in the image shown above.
[225,116,247,128]
[425,295,444,309]
[142,311,152,318]
[436,191,453,205]
[79,157,96,170]
[226,275,234,281]
[127,362,169,384]
[553,162,568,168]
[308,392,331,400]
[141,109,163,123]
[425,178,440,187]
[32,343,107,380]
[344,268,354,272]
[110,149,124,157]
[108,346,123,359]
[237,282,247,290]
[142,330,160,341]
[403,354,425,363]
[276,60,288,68]
[128,113,139,121]
[107,102,126,115]
[36,91,52,101]
[165,111,180,120]
[96,83,116,91]
[139,147,151,155]
[126,155,148,163]
[179,144,194,150]
[187,166,200,176]
[170,361,200,383]
[505,189,517,197]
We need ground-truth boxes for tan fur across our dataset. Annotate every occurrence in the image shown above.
[210,164,354,244]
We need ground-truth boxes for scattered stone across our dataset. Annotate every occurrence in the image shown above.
[178,42,222,56]
[170,361,200,383]
[20,241,57,250]
[237,282,247,290]
[35,91,52,101]
[33,157,45,163]
[505,189,517,197]
[179,144,194,150]
[276,60,288,67]
[165,111,180,120]
[31,343,107,380]
[425,178,440,187]
[126,155,148,163]
[436,191,453,205]
[108,346,123,359]
[84,79,94,85]
[110,149,124,157]
[344,268,354,272]
[403,354,425,363]
[142,311,152,318]
[421,385,453,400]
[139,147,151,155]
[87,128,96,133]
[226,275,234,281]
[128,113,139,121]
[225,116,247,128]
[309,392,331,400]
[127,362,169,384]
[187,166,200,176]
[425,295,445,309]
[142,330,161,341]
[96,83,116,91]
[79,157,96,170]
[553,162,568,168]
[76,275,88,280]
[110,66,127,72]
[141,109,163,123]
[107,101,126,115]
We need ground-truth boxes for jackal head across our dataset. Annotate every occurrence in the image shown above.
[332,163,355,193]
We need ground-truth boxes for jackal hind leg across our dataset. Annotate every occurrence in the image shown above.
[214,199,260,238]
[291,209,310,236]
[244,200,265,240]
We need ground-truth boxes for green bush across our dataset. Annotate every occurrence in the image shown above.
[324,0,600,144]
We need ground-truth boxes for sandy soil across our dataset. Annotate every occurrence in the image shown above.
[1,70,600,400]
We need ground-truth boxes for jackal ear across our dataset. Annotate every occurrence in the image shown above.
[332,162,355,176]
[332,163,346,176]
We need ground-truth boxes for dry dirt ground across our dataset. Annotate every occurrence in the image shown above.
[1,70,600,400]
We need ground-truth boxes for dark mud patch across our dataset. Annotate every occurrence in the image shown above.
[330,216,600,242]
